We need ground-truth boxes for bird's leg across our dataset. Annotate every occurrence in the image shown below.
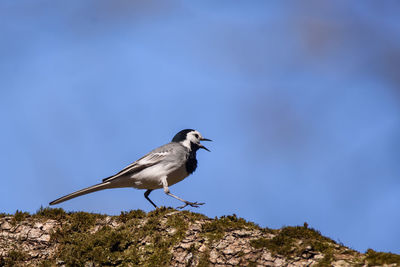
[161,177,205,209]
[144,189,158,209]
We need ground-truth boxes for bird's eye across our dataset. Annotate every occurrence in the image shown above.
[194,134,199,139]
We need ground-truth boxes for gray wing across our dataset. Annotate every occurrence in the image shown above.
[102,143,176,183]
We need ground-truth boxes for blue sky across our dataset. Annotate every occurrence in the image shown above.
[1,1,400,254]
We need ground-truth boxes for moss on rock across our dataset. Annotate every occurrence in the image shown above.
[202,214,259,242]
[365,249,400,265]
[1,208,400,266]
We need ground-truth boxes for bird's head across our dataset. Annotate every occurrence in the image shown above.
[172,129,212,152]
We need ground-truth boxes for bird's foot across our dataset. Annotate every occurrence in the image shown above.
[177,201,205,209]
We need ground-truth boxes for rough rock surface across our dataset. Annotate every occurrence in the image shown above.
[1,218,59,263]
[0,209,399,266]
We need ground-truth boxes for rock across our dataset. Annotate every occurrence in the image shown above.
[216,255,227,264]
[28,228,42,239]
[0,230,9,238]
[332,260,352,267]
[89,225,102,234]
[227,256,240,265]
[262,252,274,261]
[222,244,238,255]
[29,250,39,258]
[180,241,193,249]
[167,227,177,235]
[111,220,120,228]
[174,252,187,263]
[216,240,228,250]
[245,252,260,262]
[38,234,51,242]
[274,257,285,266]
[225,235,235,242]
[233,229,250,237]
[18,226,30,240]
[84,261,95,267]
[314,254,324,260]
[1,221,12,230]
[209,250,219,263]
[198,244,207,253]
[13,224,22,233]
[42,221,56,232]
[242,247,252,254]
[184,252,193,262]
[33,222,44,229]
[0,211,395,266]
[190,223,202,232]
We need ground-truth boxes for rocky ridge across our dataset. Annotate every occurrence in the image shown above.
[1,208,399,266]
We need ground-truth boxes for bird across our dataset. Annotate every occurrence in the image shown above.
[49,129,211,209]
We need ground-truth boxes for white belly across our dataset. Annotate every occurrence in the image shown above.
[110,163,189,190]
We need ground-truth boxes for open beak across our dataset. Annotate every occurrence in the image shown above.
[199,138,212,152]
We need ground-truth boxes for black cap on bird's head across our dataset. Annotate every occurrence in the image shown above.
[172,129,212,151]
[172,129,195,142]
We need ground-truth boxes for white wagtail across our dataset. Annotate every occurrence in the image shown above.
[49,129,211,209]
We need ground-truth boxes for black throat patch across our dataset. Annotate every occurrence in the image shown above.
[185,142,200,174]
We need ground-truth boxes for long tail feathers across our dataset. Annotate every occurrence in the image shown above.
[49,182,112,205]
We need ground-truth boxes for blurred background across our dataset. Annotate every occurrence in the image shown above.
[1,0,399,254]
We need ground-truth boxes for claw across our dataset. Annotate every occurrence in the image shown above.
[177,201,205,209]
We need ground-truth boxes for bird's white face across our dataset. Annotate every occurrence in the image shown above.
[181,130,211,151]
[186,130,202,145]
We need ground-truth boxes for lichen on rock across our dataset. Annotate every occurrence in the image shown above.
[0,207,399,266]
